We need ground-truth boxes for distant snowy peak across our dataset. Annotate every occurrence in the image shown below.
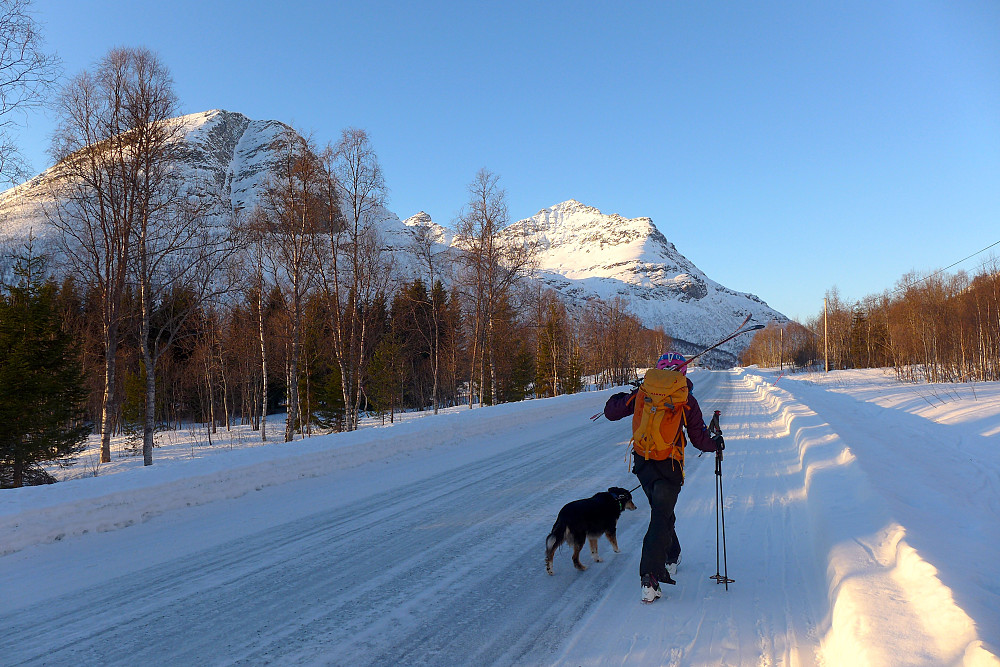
[403,211,433,226]
[523,201,640,249]
[402,211,454,247]
[526,199,654,239]
[508,200,785,362]
[513,199,706,286]
[0,109,297,240]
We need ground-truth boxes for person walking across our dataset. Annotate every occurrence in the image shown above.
[603,351,724,603]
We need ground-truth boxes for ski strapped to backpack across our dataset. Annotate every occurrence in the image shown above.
[675,316,764,372]
[628,368,689,470]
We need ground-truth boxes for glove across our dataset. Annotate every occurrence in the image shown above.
[712,434,725,451]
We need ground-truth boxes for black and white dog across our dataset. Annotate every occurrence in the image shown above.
[545,487,637,575]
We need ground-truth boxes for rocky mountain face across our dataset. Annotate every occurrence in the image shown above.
[0,109,784,364]
[501,200,786,361]
[170,110,294,214]
[0,110,292,240]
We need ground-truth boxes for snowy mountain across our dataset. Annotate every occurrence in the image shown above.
[0,110,290,241]
[171,109,294,214]
[504,200,786,360]
[0,109,784,361]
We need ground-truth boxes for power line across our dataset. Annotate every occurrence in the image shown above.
[889,238,1000,295]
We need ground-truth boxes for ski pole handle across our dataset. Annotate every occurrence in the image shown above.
[708,410,722,437]
[709,410,724,463]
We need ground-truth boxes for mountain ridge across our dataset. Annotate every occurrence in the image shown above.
[493,199,785,359]
[0,109,785,361]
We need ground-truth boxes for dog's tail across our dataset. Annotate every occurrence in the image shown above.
[545,518,568,575]
[545,517,567,554]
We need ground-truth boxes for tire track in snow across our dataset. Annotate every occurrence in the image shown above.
[4,371,845,666]
[0,407,643,665]
[554,369,828,666]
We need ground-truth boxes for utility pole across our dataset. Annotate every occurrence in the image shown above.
[779,326,784,372]
[824,297,829,373]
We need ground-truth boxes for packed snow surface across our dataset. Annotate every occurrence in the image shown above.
[1,368,998,666]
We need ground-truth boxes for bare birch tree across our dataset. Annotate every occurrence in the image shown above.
[134,192,243,464]
[455,169,536,405]
[47,47,177,463]
[243,209,271,441]
[0,0,60,184]
[318,128,392,431]
[407,222,449,413]
[257,130,324,442]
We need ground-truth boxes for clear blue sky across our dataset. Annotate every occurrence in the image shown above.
[16,0,1000,324]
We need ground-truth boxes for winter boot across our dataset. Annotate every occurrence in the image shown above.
[641,574,662,603]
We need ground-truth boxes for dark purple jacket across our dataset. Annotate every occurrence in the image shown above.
[604,377,719,454]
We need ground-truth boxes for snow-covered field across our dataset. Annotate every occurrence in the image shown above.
[1,368,997,666]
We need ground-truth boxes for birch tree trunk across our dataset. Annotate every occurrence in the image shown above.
[100,327,119,462]
[140,281,156,466]
[258,285,268,442]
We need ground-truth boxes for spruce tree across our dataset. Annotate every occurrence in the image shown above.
[367,334,407,423]
[0,249,89,488]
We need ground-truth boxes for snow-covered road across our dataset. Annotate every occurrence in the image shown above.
[2,369,997,666]
[3,386,679,665]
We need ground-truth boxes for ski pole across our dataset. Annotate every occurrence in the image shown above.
[710,412,734,590]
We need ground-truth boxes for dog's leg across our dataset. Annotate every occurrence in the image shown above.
[588,536,603,563]
[606,529,620,553]
[571,536,587,571]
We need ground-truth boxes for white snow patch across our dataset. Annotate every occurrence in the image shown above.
[2,369,998,666]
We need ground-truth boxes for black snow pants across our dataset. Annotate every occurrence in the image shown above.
[633,455,684,582]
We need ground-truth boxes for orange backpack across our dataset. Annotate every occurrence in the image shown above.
[629,369,689,464]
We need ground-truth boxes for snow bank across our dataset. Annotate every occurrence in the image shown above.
[739,369,999,666]
[0,392,602,556]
